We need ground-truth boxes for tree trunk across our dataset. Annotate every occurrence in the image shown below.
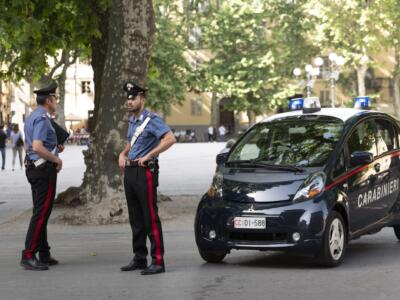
[55,50,69,129]
[356,64,368,96]
[77,0,156,223]
[392,50,400,118]
[210,92,219,127]
[394,75,400,118]
[247,110,256,126]
[90,7,110,128]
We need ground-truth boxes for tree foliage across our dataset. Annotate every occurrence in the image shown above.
[197,0,315,119]
[0,0,107,82]
[308,0,387,96]
[147,0,190,115]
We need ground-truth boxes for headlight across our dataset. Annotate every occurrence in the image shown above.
[293,172,326,202]
[207,171,223,198]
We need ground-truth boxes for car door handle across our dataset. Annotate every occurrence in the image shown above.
[374,163,381,172]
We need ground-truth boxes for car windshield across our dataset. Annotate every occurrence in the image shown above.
[227,115,344,167]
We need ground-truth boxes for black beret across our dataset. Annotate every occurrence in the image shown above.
[123,82,148,98]
[34,82,58,96]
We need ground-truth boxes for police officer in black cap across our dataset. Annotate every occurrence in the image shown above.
[21,82,65,271]
[119,82,176,275]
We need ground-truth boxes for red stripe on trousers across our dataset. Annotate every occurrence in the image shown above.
[28,182,54,254]
[145,169,162,266]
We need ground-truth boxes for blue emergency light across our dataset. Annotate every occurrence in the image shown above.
[354,96,370,109]
[288,98,304,111]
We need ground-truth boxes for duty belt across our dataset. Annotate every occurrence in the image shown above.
[125,159,159,172]
[125,160,140,167]
[24,157,56,168]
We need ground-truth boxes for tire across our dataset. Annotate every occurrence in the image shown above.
[316,211,347,267]
[393,225,400,240]
[198,248,227,263]
[194,208,227,263]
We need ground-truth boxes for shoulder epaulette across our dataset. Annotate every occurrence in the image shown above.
[149,112,158,119]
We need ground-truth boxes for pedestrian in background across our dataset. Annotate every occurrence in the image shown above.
[0,124,7,170]
[208,125,214,142]
[5,123,11,138]
[11,124,24,171]
[218,125,226,142]
[213,126,217,142]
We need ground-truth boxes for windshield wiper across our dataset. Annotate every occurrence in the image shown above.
[225,160,262,167]
[226,160,304,173]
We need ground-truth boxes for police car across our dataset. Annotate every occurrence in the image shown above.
[195,97,400,266]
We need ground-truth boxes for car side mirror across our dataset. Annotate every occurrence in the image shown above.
[216,152,229,165]
[350,151,373,167]
[225,139,236,149]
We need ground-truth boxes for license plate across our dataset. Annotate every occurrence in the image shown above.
[233,217,266,229]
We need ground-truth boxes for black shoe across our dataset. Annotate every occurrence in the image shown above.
[39,255,59,266]
[20,254,49,271]
[120,259,147,271]
[141,264,165,275]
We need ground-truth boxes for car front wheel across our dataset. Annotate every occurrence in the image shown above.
[198,248,227,263]
[316,211,347,267]
[393,225,400,240]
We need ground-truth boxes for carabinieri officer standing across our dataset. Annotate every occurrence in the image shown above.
[119,82,176,275]
[21,82,64,271]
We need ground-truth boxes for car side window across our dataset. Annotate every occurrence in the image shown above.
[333,151,346,178]
[375,119,396,155]
[347,120,378,157]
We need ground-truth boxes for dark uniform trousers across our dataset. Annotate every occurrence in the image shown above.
[124,165,164,266]
[23,162,57,258]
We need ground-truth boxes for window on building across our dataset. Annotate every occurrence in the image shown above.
[81,81,91,94]
[191,98,202,116]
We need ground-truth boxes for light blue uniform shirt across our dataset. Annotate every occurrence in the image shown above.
[127,109,170,160]
[24,106,57,160]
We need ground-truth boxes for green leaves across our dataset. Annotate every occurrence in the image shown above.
[198,0,315,114]
[147,0,190,115]
[0,0,108,81]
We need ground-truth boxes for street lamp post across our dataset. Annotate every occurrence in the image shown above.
[327,53,345,107]
[293,65,320,98]
[305,64,314,97]
[294,54,345,106]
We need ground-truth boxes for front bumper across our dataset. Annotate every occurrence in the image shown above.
[195,196,329,255]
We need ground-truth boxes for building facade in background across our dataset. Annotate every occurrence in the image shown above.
[0,51,398,142]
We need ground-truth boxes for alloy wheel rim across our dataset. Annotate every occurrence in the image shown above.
[329,218,344,260]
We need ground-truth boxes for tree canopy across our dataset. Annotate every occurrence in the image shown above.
[0,0,107,82]
[147,0,190,115]
[195,0,316,121]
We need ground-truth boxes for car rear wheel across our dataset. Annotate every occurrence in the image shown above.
[393,225,400,240]
[198,248,227,263]
[316,211,346,267]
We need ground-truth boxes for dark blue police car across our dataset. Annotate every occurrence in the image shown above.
[195,97,400,266]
